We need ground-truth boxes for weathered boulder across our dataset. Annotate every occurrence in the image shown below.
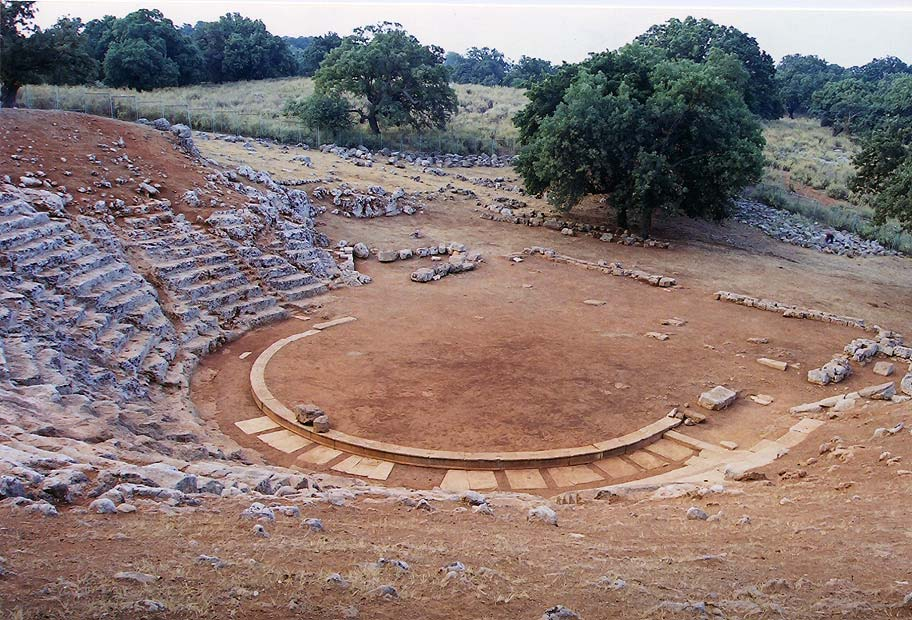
[410,268,435,283]
[313,415,330,433]
[352,242,370,259]
[698,386,737,411]
[295,403,324,425]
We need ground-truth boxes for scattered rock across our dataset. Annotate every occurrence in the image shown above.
[528,505,558,526]
[873,361,895,377]
[757,357,788,371]
[686,506,709,521]
[114,571,158,584]
[698,386,737,411]
[542,605,580,620]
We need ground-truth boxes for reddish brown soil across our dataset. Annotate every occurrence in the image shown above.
[263,258,862,452]
[0,109,248,219]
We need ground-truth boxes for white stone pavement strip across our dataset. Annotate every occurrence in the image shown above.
[313,316,357,330]
[257,429,312,454]
[296,445,343,465]
[235,416,281,435]
[330,455,395,480]
[440,469,498,491]
[504,469,549,490]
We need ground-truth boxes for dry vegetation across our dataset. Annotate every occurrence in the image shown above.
[18,79,525,153]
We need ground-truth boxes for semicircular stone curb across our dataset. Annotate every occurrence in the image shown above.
[249,324,683,470]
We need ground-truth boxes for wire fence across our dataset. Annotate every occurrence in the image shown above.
[15,85,519,157]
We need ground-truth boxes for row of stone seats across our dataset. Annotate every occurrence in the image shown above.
[230,243,328,303]
[0,197,179,386]
[130,221,288,332]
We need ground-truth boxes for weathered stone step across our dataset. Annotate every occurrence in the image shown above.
[0,211,50,234]
[0,221,69,251]
[165,262,239,289]
[238,305,288,329]
[183,333,225,357]
[184,273,251,301]
[269,271,317,291]
[117,330,163,374]
[281,281,328,301]
[5,234,69,262]
[16,242,97,274]
[98,288,157,317]
[65,263,131,296]
[216,294,277,321]
[95,324,136,357]
[154,251,231,276]
[195,284,263,311]
[0,198,34,218]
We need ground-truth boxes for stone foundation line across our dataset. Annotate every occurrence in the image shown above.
[521,247,677,288]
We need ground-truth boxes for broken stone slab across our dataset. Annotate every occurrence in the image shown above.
[747,337,769,344]
[377,250,399,263]
[661,317,687,327]
[750,394,774,405]
[789,402,823,415]
[757,358,788,371]
[858,382,896,400]
[698,386,737,411]
[873,361,895,377]
[720,440,738,450]
[683,410,706,424]
[645,332,670,341]
[583,299,606,306]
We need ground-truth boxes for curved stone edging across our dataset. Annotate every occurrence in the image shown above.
[249,327,682,470]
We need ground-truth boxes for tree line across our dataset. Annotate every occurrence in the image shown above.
[1,3,909,234]
[0,2,344,105]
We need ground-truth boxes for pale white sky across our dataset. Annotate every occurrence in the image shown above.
[31,0,912,67]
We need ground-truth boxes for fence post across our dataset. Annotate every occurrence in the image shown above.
[187,104,192,129]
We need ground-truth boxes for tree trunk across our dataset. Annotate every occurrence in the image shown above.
[367,112,381,135]
[616,206,628,230]
[639,207,654,239]
[1,84,19,109]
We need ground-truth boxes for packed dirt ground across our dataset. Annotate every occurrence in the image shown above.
[1,111,911,618]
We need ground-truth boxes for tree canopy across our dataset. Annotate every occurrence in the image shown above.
[314,23,457,134]
[284,33,342,76]
[447,47,512,86]
[192,13,296,83]
[776,54,845,118]
[102,9,202,90]
[635,17,782,119]
[514,44,765,237]
[1,2,98,107]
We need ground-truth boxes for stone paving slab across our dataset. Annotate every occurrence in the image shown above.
[626,450,668,470]
[235,416,281,435]
[440,469,471,492]
[331,455,364,475]
[368,461,395,481]
[257,429,312,454]
[645,438,694,461]
[466,470,498,490]
[547,465,604,487]
[592,457,641,479]
[504,469,548,490]
[791,418,825,434]
[296,445,343,465]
